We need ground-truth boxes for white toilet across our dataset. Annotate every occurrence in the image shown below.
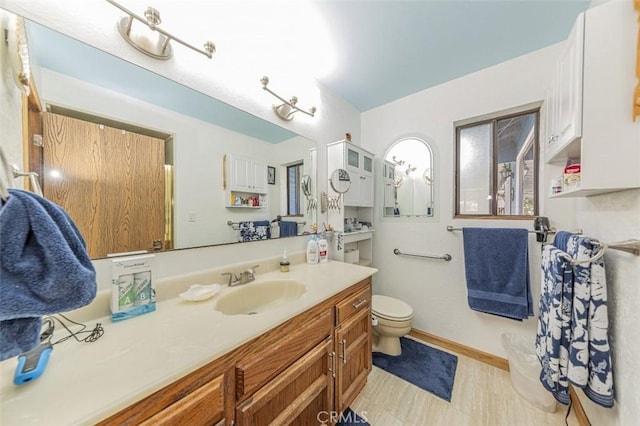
[371,295,414,356]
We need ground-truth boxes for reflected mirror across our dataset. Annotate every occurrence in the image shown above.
[383,137,434,217]
[0,12,317,258]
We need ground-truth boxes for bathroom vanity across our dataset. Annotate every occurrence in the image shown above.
[0,260,375,425]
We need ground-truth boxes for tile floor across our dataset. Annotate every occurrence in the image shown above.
[350,337,579,426]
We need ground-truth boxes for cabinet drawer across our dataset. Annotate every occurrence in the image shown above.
[235,308,333,399]
[139,374,224,426]
[336,285,371,324]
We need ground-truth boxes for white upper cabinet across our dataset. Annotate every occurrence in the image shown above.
[545,1,640,197]
[228,154,268,194]
[546,13,584,158]
[328,141,375,207]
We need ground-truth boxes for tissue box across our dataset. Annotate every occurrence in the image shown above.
[563,163,581,191]
[344,249,360,264]
[111,254,156,321]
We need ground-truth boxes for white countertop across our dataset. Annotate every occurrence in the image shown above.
[0,261,376,425]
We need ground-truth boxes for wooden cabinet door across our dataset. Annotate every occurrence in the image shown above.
[236,338,334,426]
[335,307,371,413]
[43,112,165,258]
[139,374,225,426]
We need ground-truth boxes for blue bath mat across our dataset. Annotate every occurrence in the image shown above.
[372,337,458,402]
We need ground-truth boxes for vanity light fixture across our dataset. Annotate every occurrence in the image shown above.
[260,76,316,121]
[106,0,215,60]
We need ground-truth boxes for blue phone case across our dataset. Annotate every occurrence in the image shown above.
[14,342,53,385]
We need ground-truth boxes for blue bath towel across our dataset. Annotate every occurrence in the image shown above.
[462,227,533,320]
[0,189,97,360]
[279,221,298,238]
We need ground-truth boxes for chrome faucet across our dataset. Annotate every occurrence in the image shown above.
[222,265,259,287]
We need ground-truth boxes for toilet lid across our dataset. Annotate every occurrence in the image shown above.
[372,295,413,320]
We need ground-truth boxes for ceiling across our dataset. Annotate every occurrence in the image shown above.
[313,0,590,111]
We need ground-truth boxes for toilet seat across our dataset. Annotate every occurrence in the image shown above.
[372,295,413,321]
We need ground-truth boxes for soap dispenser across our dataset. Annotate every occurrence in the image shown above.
[306,236,319,264]
[280,248,290,272]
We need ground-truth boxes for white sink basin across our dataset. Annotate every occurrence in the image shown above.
[215,279,306,315]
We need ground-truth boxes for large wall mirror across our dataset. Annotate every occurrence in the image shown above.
[0,12,317,259]
[382,137,434,217]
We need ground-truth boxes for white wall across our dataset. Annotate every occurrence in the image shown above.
[362,43,563,357]
[570,189,639,425]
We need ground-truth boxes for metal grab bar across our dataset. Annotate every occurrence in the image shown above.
[393,248,452,262]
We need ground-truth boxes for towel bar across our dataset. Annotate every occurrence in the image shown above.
[227,219,306,231]
[393,248,452,262]
[561,239,640,264]
[446,225,640,259]
[446,225,558,235]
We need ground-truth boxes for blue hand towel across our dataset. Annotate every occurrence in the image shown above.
[279,221,298,238]
[462,227,533,320]
[0,189,97,360]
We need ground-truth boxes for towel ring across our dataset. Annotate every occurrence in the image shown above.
[558,243,606,266]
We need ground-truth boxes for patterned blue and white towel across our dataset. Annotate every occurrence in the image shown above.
[536,244,573,404]
[239,221,270,242]
[536,236,614,408]
[566,235,614,408]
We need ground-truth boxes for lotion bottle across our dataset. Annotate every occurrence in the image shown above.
[306,235,319,264]
[318,235,328,263]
